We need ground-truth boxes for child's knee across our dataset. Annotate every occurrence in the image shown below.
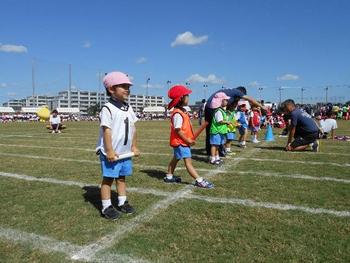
[102,177,114,186]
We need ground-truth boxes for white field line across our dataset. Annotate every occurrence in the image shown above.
[0,151,350,173]
[71,143,262,261]
[0,226,150,263]
[0,171,172,197]
[231,157,350,168]
[1,171,350,219]
[0,226,81,255]
[235,171,350,184]
[0,134,169,142]
[0,152,217,173]
[186,195,350,217]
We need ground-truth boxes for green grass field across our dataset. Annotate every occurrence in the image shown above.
[0,120,349,262]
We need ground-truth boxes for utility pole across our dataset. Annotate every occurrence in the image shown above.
[301,87,305,104]
[68,64,72,108]
[98,71,102,106]
[146,77,150,106]
[166,80,171,104]
[258,87,263,102]
[203,84,208,99]
[32,59,36,107]
[325,86,329,104]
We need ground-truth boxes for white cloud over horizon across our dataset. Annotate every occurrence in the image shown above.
[186,73,225,85]
[136,57,147,64]
[0,83,8,88]
[82,41,92,48]
[0,43,27,53]
[171,31,208,47]
[277,74,299,81]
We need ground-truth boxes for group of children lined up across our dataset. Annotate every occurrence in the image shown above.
[207,92,262,165]
[96,71,262,220]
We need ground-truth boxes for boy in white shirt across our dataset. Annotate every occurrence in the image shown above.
[96,71,140,220]
[319,112,338,140]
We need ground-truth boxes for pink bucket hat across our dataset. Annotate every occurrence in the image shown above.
[209,92,230,109]
[103,71,133,89]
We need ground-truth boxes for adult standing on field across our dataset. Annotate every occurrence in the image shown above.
[204,86,266,155]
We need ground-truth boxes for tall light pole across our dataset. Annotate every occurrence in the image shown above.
[258,87,263,102]
[32,59,36,107]
[68,64,72,108]
[203,84,208,99]
[325,86,329,104]
[166,80,171,104]
[301,87,305,104]
[185,82,191,86]
[278,87,283,105]
[146,77,150,106]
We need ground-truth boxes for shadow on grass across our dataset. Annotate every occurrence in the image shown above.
[82,186,119,213]
[256,145,285,151]
[140,169,192,185]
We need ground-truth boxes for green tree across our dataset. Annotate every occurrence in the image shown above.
[86,103,101,116]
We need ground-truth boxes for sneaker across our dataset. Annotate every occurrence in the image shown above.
[164,175,182,183]
[312,140,320,152]
[58,130,61,134]
[102,205,120,220]
[209,160,221,165]
[51,130,55,134]
[117,201,135,214]
[194,179,214,189]
[252,139,260,143]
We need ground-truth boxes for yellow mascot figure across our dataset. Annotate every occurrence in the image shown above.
[36,106,50,121]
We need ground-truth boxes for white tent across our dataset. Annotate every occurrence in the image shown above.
[0,107,15,113]
[21,107,40,113]
[168,106,191,112]
[143,106,165,113]
[56,107,80,114]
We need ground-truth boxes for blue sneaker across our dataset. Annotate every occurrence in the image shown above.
[194,179,214,189]
[164,175,182,183]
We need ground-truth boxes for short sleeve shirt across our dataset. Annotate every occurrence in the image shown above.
[172,113,183,129]
[96,101,138,155]
[290,108,318,136]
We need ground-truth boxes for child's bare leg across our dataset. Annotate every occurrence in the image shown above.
[116,176,127,206]
[183,158,199,180]
[167,156,179,174]
[210,145,217,158]
[101,177,113,200]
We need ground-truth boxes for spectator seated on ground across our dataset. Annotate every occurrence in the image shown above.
[46,109,66,133]
[319,112,337,140]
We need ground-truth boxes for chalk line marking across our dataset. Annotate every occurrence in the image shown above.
[185,195,350,217]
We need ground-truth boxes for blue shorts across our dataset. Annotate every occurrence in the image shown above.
[227,132,236,141]
[210,134,226,145]
[238,126,247,135]
[99,154,132,178]
[173,145,192,160]
[251,126,260,133]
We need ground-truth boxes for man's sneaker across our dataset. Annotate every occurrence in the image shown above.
[312,140,320,152]
[117,201,135,214]
[164,175,182,183]
[194,179,214,189]
[102,205,120,220]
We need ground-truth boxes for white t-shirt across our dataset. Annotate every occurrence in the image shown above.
[214,110,224,122]
[96,102,138,155]
[320,118,337,133]
[49,115,61,125]
[172,113,183,129]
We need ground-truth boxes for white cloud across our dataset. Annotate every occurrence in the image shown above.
[186,73,224,85]
[136,57,147,64]
[171,31,208,47]
[248,81,260,87]
[0,83,8,88]
[0,43,27,53]
[277,74,299,81]
[82,41,92,48]
[7,92,16,97]
[140,83,163,89]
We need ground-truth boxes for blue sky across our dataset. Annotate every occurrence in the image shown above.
[1,0,350,105]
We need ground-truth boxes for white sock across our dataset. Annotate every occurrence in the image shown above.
[242,141,246,145]
[102,199,112,212]
[226,147,230,152]
[210,156,216,162]
[215,155,220,161]
[166,174,173,179]
[118,196,127,206]
[196,177,203,183]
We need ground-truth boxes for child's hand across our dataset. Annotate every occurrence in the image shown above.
[132,146,140,156]
[106,151,118,162]
[187,138,196,146]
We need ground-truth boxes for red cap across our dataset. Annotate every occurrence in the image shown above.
[167,85,192,109]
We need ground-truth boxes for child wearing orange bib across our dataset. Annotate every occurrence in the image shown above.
[165,85,213,188]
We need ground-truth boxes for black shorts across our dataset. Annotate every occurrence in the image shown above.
[290,133,318,148]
